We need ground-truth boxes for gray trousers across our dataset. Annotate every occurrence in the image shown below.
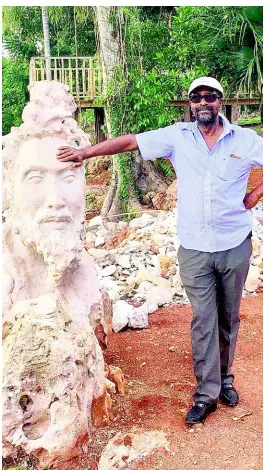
[178,235,252,404]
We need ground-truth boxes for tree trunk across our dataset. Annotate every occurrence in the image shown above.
[41,7,51,80]
[94,6,169,220]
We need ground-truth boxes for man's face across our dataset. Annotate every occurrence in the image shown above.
[189,87,222,126]
[12,136,85,279]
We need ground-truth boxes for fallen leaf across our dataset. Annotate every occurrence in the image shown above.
[232,411,253,421]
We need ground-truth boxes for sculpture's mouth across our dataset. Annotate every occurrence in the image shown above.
[41,216,71,223]
[40,216,72,229]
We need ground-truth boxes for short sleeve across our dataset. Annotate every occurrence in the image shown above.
[248,131,263,167]
[135,125,175,161]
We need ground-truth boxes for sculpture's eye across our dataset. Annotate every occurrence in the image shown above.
[62,173,75,183]
[27,174,43,184]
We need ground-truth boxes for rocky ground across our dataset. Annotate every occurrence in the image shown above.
[60,293,263,470]
[84,203,263,333]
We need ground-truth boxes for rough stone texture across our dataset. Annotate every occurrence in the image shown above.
[98,430,170,470]
[112,301,133,332]
[108,365,126,395]
[2,294,106,468]
[245,265,261,292]
[128,303,149,329]
[2,81,113,468]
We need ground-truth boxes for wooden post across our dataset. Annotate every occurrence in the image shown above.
[90,58,95,100]
[73,108,80,123]
[69,58,73,93]
[231,104,240,124]
[184,105,191,122]
[225,104,232,122]
[94,108,106,143]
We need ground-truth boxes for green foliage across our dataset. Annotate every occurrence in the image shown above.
[86,193,96,203]
[7,467,24,470]
[2,58,29,135]
[153,158,175,177]
[116,153,138,204]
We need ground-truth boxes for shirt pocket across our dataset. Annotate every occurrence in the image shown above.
[215,155,242,181]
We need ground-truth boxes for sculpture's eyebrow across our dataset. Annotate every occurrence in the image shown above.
[22,164,77,179]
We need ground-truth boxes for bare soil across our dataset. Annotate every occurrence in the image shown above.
[67,294,262,470]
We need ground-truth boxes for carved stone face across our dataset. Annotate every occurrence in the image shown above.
[13,136,84,232]
[12,136,85,280]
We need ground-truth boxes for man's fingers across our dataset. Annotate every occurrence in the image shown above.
[72,162,82,168]
[57,150,75,157]
[57,152,76,160]
[58,156,75,162]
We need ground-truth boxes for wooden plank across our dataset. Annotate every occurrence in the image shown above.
[54,57,57,81]
[69,58,73,93]
[82,59,86,97]
[169,98,260,107]
[89,58,94,100]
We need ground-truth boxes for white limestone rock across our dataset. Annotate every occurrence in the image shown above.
[146,286,174,306]
[245,265,261,293]
[112,300,133,332]
[116,254,131,269]
[98,430,170,470]
[128,303,149,329]
[147,302,159,314]
[101,265,117,277]
[88,216,104,231]
[2,294,105,468]
[95,236,105,247]
[137,281,154,294]
[88,248,109,259]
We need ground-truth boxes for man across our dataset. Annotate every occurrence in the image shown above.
[57,77,263,424]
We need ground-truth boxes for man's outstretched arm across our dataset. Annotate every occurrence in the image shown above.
[57,134,138,167]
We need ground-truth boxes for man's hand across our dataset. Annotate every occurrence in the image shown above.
[243,183,263,210]
[57,146,87,167]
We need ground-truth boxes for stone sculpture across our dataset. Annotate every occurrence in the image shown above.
[2,81,112,469]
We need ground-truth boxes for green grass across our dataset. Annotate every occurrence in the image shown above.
[238,115,261,125]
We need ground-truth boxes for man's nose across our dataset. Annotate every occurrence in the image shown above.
[200,96,208,105]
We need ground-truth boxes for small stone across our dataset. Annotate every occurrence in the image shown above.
[128,303,149,329]
[95,236,105,247]
[158,254,171,269]
[169,346,177,352]
[101,265,117,277]
[88,248,108,259]
[112,300,133,332]
[245,265,260,292]
[117,254,131,269]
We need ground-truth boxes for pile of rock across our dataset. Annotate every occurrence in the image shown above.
[85,207,263,332]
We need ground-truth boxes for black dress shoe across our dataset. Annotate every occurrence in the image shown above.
[219,384,239,407]
[185,401,217,424]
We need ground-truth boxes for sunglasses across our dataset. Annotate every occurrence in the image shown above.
[189,93,220,104]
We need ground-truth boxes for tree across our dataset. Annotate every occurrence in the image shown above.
[41,7,51,80]
[2,58,29,135]
[94,6,170,219]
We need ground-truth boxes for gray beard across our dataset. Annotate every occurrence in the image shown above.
[196,107,217,126]
[15,219,83,285]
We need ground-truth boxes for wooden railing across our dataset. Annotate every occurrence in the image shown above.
[29,56,102,100]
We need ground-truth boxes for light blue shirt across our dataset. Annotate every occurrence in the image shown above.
[135,114,263,252]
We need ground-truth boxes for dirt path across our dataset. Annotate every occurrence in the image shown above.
[70,294,262,470]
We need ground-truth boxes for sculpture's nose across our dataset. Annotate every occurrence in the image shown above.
[45,184,66,209]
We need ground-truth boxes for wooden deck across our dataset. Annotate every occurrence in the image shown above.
[30,56,102,100]
[29,56,261,141]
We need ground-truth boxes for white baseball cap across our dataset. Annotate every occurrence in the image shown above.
[188,77,224,97]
